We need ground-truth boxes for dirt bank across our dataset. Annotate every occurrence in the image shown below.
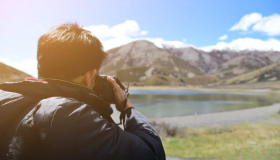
[150,103,280,128]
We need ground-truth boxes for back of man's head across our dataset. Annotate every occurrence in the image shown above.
[37,23,107,80]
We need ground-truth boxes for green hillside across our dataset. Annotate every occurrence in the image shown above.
[0,62,31,83]
[216,61,280,85]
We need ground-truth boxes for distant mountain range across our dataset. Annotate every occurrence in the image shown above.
[1,40,280,87]
[0,62,31,84]
[101,40,280,86]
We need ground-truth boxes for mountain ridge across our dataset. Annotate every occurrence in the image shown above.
[100,40,205,85]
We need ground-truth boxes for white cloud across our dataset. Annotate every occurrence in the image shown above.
[84,20,192,50]
[230,13,262,31]
[219,34,228,40]
[201,38,280,52]
[0,58,37,78]
[85,20,142,39]
[144,38,193,48]
[252,14,280,36]
[84,20,147,50]
[230,13,280,36]
[140,31,148,35]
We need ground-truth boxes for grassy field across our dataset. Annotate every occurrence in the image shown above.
[162,119,280,160]
[209,80,280,91]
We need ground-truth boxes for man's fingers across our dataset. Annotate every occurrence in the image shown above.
[107,76,121,90]
[106,76,128,112]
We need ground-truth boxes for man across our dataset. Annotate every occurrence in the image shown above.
[0,23,165,160]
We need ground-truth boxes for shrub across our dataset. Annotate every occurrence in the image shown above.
[206,126,233,135]
[151,121,187,138]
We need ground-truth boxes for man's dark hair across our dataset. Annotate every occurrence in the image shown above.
[37,23,107,79]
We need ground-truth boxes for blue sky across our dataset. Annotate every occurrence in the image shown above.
[0,0,280,77]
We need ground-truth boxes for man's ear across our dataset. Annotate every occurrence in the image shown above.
[84,69,97,88]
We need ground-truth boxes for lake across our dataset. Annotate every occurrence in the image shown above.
[111,90,280,121]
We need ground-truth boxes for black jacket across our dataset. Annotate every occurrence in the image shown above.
[0,79,165,160]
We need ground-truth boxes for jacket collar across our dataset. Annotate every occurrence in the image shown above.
[0,78,114,123]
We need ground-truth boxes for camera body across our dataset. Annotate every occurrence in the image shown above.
[92,74,126,103]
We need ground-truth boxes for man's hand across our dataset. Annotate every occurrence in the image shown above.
[107,76,132,112]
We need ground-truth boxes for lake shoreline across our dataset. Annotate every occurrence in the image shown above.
[149,103,280,128]
[130,86,277,93]
[130,80,280,92]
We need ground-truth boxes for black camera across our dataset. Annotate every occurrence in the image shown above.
[92,74,128,103]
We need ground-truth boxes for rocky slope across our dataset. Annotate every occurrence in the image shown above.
[265,51,280,62]
[172,47,219,73]
[215,55,273,79]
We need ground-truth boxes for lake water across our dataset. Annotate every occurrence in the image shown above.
[111,90,280,121]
